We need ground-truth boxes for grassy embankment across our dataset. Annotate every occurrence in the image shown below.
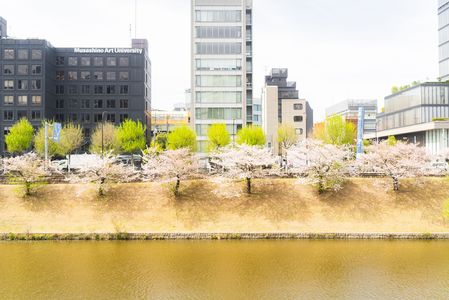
[0,178,448,234]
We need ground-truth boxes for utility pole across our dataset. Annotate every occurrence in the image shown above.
[101,111,108,158]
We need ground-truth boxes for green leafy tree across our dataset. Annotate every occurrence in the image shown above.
[207,124,230,151]
[5,118,34,154]
[236,126,266,146]
[90,122,121,155]
[277,123,298,155]
[167,126,197,151]
[117,119,147,164]
[387,136,397,146]
[57,123,83,171]
[319,115,356,146]
[34,121,59,158]
[151,133,168,152]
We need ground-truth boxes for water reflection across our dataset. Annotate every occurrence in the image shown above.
[0,240,448,299]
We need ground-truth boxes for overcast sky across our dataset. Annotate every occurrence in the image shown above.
[1,0,439,121]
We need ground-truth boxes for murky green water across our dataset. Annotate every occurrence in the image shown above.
[0,240,448,299]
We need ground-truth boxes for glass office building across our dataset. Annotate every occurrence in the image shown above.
[191,0,253,152]
[439,0,449,80]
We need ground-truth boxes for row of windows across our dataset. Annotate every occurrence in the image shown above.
[195,91,242,104]
[195,10,241,23]
[196,42,242,55]
[440,42,449,61]
[3,79,42,90]
[440,25,449,45]
[56,71,129,81]
[56,56,129,67]
[440,8,449,29]
[195,75,242,87]
[195,124,241,136]
[53,113,130,124]
[54,84,129,95]
[195,59,241,71]
[55,99,129,109]
[2,64,42,75]
[2,95,42,105]
[2,110,41,121]
[195,108,242,120]
[2,49,43,60]
[196,26,242,39]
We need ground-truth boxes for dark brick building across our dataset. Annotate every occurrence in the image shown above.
[0,17,151,154]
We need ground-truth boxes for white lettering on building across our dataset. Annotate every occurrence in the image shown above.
[73,48,143,54]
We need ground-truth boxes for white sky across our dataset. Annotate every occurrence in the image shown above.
[0,0,439,121]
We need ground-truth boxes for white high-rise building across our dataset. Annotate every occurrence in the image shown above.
[439,0,449,80]
[191,0,253,152]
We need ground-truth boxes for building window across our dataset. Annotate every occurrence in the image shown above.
[106,85,116,94]
[69,99,78,109]
[18,95,28,106]
[67,85,77,94]
[56,71,65,80]
[69,113,78,122]
[68,57,78,66]
[106,72,116,81]
[93,57,103,66]
[18,49,29,60]
[3,96,13,105]
[31,49,42,60]
[81,99,90,109]
[94,85,104,94]
[17,80,28,90]
[81,71,91,80]
[55,114,65,122]
[94,99,103,109]
[17,65,29,75]
[119,71,129,81]
[3,65,14,75]
[293,116,303,122]
[120,85,129,94]
[94,113,103,123]
[119,99,129,109]
[31,65,42,75]
[68,71,78,80]
[196,42,242,55]
[106,57,116,66]
[195,10,241,22]
[81,85,90,94]
[31,111,41,120]
[107,99,116,108]
[4,111,14,121]
[81,113,91,123]
[17,111,28,119]
[56,56,65,65]
[4,49,14,59]
[119,57,129,66]
[119,114,129,123]
[56,85,64,94]
[56,99,64,109]
[106,113,116,123]
[93,72,103,80]
[81,57,91,66]
[31,80,41,90]
[294,103,303,110]
[32,95,42,105]
[4,80,14,90]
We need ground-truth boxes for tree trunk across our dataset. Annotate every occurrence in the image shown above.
[175,176,180,196]
[246,177,251,194]
[25,181,31,196]
[393,176,399,191]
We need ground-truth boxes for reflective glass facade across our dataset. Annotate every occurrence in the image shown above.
[439,0,449,80]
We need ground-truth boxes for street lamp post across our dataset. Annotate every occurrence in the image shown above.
[232,119,235,144]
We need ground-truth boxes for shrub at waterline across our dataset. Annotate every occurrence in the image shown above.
[5,118,34,154]
[167,126,197,151]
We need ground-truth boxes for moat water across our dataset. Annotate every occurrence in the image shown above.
[0,240,448,299]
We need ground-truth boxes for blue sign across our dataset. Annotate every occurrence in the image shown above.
[53,122,62,142]
[356,107,365,159]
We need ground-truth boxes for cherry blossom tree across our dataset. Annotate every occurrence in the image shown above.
[75,154,137,196]
[210,145,278,194]
[3,152,56,196]
[287,139,353,194]
[357,141,428,191]
[141,148,198,196]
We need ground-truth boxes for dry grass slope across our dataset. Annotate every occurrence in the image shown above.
[0,178,448,233]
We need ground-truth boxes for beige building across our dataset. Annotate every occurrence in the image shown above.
[262,69,313,154]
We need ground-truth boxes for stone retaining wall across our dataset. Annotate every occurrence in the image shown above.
[2,232,449,241]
